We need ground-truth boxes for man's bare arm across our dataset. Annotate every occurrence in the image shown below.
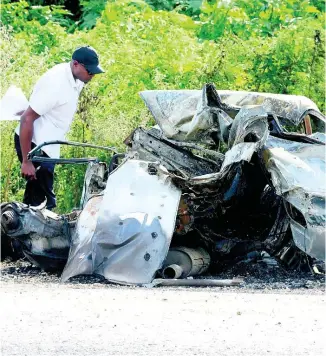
[19,106,40,179]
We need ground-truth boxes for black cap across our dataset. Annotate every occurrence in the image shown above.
[72,46,104,74]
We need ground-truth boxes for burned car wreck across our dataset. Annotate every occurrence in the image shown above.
[1,84,325,286]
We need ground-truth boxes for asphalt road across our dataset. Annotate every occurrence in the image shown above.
[1,275,325,356]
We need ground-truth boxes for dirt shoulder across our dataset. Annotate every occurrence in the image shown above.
[1,259,325,293]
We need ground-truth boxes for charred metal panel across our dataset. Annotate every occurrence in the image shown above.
[129,128,221,178]
[79,162,107,209]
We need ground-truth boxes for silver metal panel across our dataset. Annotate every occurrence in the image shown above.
[92,160,181,284]
[61,195,103,281]
[265,140,325,196]
[264,138,325,261]
[140,87,323,141]
[61,160,181,285]
[217,90,322,125]
[290,222,325,261]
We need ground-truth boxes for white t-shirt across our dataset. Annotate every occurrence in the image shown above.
[15,63,84,158]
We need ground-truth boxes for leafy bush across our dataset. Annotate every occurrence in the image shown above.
[0,0,74,32]
[78,0,107,29]
[198,0,322,40]
[245,18,325,108]
[145,0,203,18]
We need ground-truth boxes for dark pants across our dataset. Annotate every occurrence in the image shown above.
[14,134,56,209]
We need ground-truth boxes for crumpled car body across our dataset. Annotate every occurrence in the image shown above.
[264,138,325,261]
[1,84,325,284]
[135,84,325,264]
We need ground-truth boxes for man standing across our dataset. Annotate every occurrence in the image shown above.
[15,45,104,209]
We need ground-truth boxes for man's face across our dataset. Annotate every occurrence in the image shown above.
[71,60,95,83]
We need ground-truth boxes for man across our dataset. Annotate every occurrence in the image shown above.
[15,45,104,210]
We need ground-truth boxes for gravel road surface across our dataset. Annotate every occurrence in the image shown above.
[1,260,325,356]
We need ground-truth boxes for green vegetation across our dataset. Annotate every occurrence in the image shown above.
[1,0,325,212]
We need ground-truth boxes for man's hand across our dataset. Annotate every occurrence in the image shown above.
[19,106,40,179]
[21,161,37,180]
